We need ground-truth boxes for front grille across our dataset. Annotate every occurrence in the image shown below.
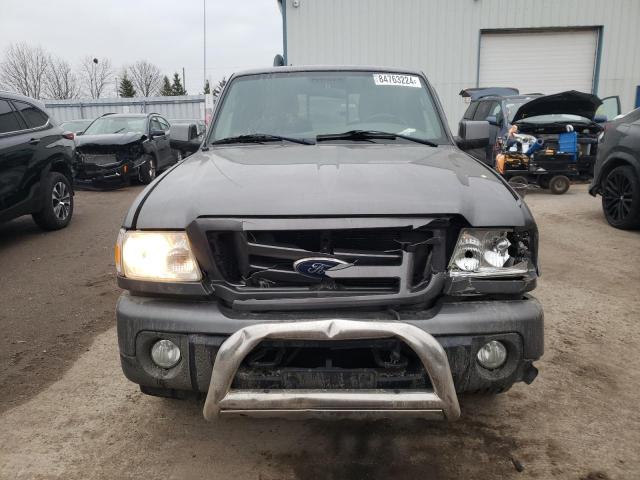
[198,218,451,310]
[81,153,118,166]
[207,227,433,290]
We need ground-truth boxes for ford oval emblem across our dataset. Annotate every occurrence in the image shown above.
[293,257,349,279]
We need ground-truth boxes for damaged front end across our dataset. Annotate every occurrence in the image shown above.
[74,137,149,186]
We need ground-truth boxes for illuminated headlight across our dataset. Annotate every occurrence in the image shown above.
[449,229,530,278]
[115,229,201,282]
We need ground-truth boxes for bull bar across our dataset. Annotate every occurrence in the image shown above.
[202,319,461,420]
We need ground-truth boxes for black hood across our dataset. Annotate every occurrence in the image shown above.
[126,144,534,230]
[512,90,602,122]
[76,132,145,148]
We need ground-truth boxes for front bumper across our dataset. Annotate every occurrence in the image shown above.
[117,294,543,420]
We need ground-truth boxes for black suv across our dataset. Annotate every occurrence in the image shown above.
[75,113,178,186]
[589,107,640,229]
[0,92,75,230]
[115,67,543,421]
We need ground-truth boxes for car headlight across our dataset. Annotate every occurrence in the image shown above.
[115,229,201,282]
[448,229,530,278]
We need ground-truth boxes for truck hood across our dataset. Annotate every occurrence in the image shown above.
[512,90,602,122]
[76,132,145,148]
[129,144,533,229]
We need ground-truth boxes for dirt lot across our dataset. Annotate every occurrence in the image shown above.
[0,184,639,479]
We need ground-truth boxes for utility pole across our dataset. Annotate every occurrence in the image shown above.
[203,0,207,94]
[182,67,186,94]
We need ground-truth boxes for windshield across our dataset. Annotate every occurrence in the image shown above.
[209,71,448,144]
[84,116,147,135]
[61,120,91,132]
[504,98,538,123]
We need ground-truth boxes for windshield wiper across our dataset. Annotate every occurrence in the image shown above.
[316,130,438,147]
[210,133,314,146]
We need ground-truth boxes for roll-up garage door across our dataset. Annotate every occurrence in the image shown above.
[479,29,598,95]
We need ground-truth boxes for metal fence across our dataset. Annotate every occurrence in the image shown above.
[43,95,205,122]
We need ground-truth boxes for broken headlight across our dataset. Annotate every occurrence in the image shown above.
[448,229,531,278]
[115,229,202,282]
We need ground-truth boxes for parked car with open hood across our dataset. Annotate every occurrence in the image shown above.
[74,113,178,186]
[458,88,615,179]
[115,66,543,421]
[0,91,75,230]
[589,107,640,229]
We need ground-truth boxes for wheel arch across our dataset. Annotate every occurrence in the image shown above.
[599,153,640,190]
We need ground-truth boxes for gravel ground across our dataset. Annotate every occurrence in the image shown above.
[0,184,639,479]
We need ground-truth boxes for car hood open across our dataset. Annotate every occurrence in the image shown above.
[127,144,534,230]
[512,90,602,122]
[75,132,145,148]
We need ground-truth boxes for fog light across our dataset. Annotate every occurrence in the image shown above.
[151,339,181,368]
[476,340,507,370]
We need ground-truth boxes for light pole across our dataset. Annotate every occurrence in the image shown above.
[203,0,206,94]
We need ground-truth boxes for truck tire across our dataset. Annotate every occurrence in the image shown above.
[549,175,570,195]
[138,155,157,185]
[602,165,640,230]
[508,175,528,186]
[32,172,73,230]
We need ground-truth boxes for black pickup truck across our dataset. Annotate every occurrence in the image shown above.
[115,66,543,421]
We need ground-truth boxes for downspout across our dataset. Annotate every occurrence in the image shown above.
[280,0,288,64]
[592,26,604,95]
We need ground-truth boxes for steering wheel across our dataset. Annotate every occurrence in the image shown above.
[360,113,408,126]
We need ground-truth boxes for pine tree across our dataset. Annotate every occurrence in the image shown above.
[212,77,227,98]
[203,79,210,94]
[171,73,187,95]
[159,76,173,96]
[118,72,136,97]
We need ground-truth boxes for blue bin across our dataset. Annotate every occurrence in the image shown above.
[558,132,578,160]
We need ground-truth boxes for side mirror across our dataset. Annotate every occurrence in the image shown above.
[150,129,165,138]
[486,115,499,126]
[457,120,490,150]
[594,114,608,124]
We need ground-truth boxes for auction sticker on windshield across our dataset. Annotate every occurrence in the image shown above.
[373,73,421,87]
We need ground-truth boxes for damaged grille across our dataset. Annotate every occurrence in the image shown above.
[78,144,140,166]
[232,339,430,390]
[81,153,118,166]
[197,218,451,310]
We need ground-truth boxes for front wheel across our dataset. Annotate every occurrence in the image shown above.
[138,156,157,184]
[602,165,640,229]
[549,175,570,195]
[32,172,74,230]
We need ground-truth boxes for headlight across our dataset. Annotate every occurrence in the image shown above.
[449,229,530,277]
[115,229,201,282]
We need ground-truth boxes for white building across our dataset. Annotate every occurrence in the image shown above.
[277,0,640,129]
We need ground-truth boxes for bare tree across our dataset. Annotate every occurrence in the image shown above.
[79,56,113,99]
[0,43,49,99]
[45,56,78,99]
[129,60,161,97]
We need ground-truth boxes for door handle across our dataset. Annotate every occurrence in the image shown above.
[28,138,40,145]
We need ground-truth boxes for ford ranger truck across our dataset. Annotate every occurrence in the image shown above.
[115,66,543,421]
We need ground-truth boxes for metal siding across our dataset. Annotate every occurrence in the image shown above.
[285,0,640,129]
[43,95,205,123]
